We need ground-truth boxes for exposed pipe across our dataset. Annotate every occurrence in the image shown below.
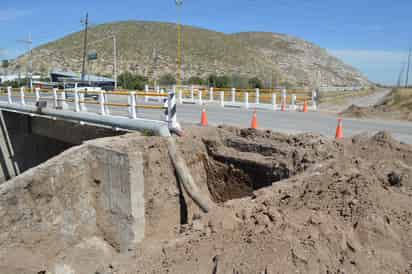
[0,102,171,137]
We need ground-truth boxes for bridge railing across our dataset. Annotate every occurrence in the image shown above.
[1,86,181,132]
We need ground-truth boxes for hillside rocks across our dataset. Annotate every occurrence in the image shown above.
[8,21,369,87]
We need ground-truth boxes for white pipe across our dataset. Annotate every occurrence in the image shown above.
[0,101,171,137]
[209,87,214,102]
[35,88,40,102]
[52,88,58,108]
[198,90,203,105]
[231,88,236,104]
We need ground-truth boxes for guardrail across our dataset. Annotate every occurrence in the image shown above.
[173,86,317,111]
[1,86,181,134]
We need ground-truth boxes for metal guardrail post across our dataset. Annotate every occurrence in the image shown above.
[60,91,68,110]
[104,91,110,115]
[231,88,236,104]
[79,92,88,112]
[209,87,214,102]
[53,88,58,108]
[255,88,260,104]
[220,91,225,107]
[244,92,249,109]
[272,93,277,110]
[20,87,25,105]
[74,89,80,112]
[7,87,12,104]
[129,92,137,119]
[99,90,106,116]
[159,89,164,103]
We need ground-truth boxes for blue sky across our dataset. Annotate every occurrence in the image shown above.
[1,0,411,84]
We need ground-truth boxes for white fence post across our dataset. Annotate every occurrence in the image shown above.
[129,92,137,119]
[231,88,236,104]
[244,92,249,109]
[291,94,296,111]
[312,89,318,111]
[52,88,58,108]
[271,93,277,110]
[35,88,40,102]
[282,88,287,110]
[20,87,25,105]
[167,91,180,131]
[159,89,164,103]
[255,88,260,104]
[144,84,149,102]
[190,86,194,103]
[209,87,214,102]
[220,91,225,107]
[198,90,203,105]
[99,91,106,115]
[7,87,12,104]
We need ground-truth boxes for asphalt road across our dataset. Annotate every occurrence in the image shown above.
[2,94,412,144]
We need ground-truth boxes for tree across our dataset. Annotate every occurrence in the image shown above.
[1,60,9,69]
[216,75,230,88]
[118,72,148,90]
[188,76,204,85]
[159,73,176,85]
[248,77,263,89]
[207,74,218,87]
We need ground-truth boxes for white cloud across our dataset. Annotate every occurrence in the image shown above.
[328,49,409,85]
[0,8,30,21]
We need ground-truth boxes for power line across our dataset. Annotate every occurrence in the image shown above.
[17,33,33,89]
[80,13,89,82]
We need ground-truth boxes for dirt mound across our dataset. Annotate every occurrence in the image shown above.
[1,126,412,273]
[339,104,373,118]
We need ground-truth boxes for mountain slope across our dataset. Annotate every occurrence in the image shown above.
[11,21,369,87]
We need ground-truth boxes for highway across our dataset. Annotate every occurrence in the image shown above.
[2,94,412,144]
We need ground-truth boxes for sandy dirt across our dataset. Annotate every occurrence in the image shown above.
[1,126,412,274]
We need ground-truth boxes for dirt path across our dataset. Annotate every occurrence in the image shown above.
[319,89,391,112]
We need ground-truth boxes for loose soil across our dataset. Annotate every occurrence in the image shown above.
[1,126,412,274]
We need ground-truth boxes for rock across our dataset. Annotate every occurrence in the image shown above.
[388,172,402,187]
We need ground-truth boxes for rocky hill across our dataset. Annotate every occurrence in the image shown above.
[10,21,370,87]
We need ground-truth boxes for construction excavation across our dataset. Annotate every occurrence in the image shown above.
[0,122,411,274]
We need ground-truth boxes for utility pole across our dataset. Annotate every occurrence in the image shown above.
[397,62,406,88]
[405,48,411,88]
[17,33,33,89]
[113,35,117,90]
[80,13,89,82]
[175,0,183,86]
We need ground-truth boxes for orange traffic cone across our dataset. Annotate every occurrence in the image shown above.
[302,100,308,112]
[335,118,343,139]
[251,111,258,129]
[200,108,208,126]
